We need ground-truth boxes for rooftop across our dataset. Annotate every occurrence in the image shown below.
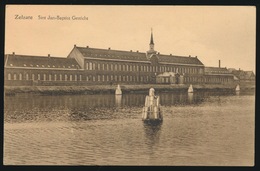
[5,54,80,69]
[76,46,204,66]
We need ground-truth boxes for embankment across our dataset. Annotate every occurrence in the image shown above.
[4,83,255,95]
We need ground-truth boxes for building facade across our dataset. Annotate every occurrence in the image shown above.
[4,32,235,86]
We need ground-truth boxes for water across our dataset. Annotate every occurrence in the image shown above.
[4,90,255,166]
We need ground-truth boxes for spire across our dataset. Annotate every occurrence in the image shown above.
[150,28,154,45]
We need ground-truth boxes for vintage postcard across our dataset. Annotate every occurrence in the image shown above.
[4,5,255,166]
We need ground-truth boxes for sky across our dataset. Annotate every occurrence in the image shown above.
[5,5,256,71]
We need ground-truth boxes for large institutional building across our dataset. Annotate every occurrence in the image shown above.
[4,31,236,86]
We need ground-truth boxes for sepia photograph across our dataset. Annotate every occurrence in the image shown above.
[3,5,255,166]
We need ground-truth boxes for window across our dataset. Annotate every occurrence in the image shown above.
[49,74,52,81]
[86,76,89,81]
[111,64,113,71]
[115,64,118,71]
[98,63,100,70]
[70,75,72,81]
[65,74,68,81]
[111,75,113,81]
[60,74,62,81]
[102,64,105,70]
[32,74,35,80]
[19,73,22,80]
[107,75,109,81]
[119,75,121,81]
[115,75,117,81]
[93,76,96,82]
[98,75,100,81]
[123,65,125,71]
[130,65,132,71]
[93,63,96,70]
[141,76,143,82]
[75,75,77,81]
[119,64,121,71]
[37,74,40,80]
[130,76,132,81]
[8,73,11,80]
[14,74,17,80]
[79,75,82,81]
[102,75,105,81]
[89,62,92,70]
[86,62,89,70]
[126,76,129,81]
[133,65,136,71]
[123,76,125,81]
[54,74,57,81]
[106,64,109,71]
[43,74,46,81]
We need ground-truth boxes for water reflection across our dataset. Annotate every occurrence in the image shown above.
[187,93,193,103]
[143,122,162,146]
[115,95,122,107]
[4,90,253,123]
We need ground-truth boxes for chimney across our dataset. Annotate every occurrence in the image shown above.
[74,44,76,47]
[189,55,191,57]
[48,54,50,58]
[108,47,111,50]
[170,54,172,56]
[137,50,139,52]
[12,52,15,56]
[219,60,221,68]
[239,68,240,71]
[86,46,89,48]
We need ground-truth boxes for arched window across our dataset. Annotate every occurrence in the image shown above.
[86,76,89,81]
[93,76,96,82]
[75,75,77,81]
[43,74,46,81]
[32,74,35,80]
[8,73,11,80]
[119,64,121,71]
[60,74,62,81]
[37,74,40,80]
[49,74,52,81]
[111,64,113,71]
[65,74,68,81]
[19,73,22,80]
[115,64,117,71]
[54,74,57,81]
[106,64,109,71]
[79,75,82,81]
[107,75,109,81]
[26,74,29,80]
[102,64,105,70]
[14,74,17,80]
[123,76,125,81]
[98,63,100,70]
[70,75,72,81]
[102,75,105,81]
[93,63,96,70]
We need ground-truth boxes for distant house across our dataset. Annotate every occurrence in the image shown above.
[229,69,255,81]
[156,72,184,84]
